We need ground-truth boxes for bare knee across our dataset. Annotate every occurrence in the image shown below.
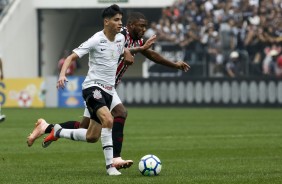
[86,135,99,143]
[102,116,113,128]
[86,125,100,143]
[112,104,127,118]
[80,117,90,128]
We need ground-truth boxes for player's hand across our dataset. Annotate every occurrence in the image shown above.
[123,48,134,66]
[141,35,157,51]
[176,61,190,72]
[57,75,68,89]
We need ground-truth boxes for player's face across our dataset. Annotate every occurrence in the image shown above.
[106,13,123,34]
[130,19,147,40]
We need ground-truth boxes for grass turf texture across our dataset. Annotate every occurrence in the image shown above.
[0,108,281,184]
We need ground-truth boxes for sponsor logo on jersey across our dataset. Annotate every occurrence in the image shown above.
[100,39,107,43]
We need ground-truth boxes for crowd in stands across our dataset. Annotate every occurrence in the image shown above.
[144,0,282,78]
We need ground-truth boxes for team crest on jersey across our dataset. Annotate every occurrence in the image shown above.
[93,89,102,99]
[117,44,123,54]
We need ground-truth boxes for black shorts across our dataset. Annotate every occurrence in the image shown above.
[82,86,113,124]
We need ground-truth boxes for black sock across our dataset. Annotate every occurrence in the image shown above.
[44,121,80,134]
[59,121,80,129]
[45,124,54,133]
[112,116,126,158]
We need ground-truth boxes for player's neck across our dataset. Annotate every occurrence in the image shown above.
[126,28,137,40]
[103,29,115,42]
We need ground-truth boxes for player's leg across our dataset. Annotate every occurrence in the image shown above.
[45,121,81,134]
[110,91,133,169]
[95,95,121,175]
[42,87,104,146]
[111,104,127,156]
[42,117,86,148]
[0,104,6,122]
[42,108,90,148]
[28,118,81,147]
[77,101,91,129]
[81,87,112,142]
[86,87,122,175]
[77,104,128,172]
[45,102,90,134]
[79,118,89,128]
[52,116,100,142]
[85,117,119,175]
[83,86,121,175]
[44,100,90,135]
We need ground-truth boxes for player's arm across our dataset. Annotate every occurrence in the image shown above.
[57,52,79,89]
[123,48,134,66]
[128,35,156,55]
[141,49,190,72]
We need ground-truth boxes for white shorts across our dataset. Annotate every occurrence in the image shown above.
[83,89,121,118]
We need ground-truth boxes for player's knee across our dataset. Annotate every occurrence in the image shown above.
[80,117,90,128]
[86,134,99,143]
[121,109,128,118]
[102,116,113,128]
[112,105,127,118]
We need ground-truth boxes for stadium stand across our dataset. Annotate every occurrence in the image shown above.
[144,0,282,78]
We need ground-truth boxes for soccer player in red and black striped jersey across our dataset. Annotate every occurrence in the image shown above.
[27,12,190,170]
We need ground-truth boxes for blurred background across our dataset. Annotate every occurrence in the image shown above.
[0,0,282,108]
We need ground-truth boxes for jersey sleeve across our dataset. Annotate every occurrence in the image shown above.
[73,35,97,58]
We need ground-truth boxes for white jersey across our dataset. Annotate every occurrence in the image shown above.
[73,30,125,95]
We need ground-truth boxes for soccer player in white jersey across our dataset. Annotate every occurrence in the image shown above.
[27,12,189,171]
[55,4,132,176]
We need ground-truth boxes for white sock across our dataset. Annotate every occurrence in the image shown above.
[59,128,87,141]
[101,128,113,166]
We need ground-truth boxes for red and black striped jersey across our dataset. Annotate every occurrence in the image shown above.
[115,27,144,87]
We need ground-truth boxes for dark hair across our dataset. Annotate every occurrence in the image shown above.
[127,12,146,25]
[102,4,123,19]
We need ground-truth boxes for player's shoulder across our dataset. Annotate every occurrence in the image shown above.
[88,31,108,44]
[91,31,104,40]
[115,32,125,42]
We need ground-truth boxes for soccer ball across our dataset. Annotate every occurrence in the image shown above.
[138,154,162,176]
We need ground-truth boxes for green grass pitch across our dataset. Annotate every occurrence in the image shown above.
[0,107,282,184]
